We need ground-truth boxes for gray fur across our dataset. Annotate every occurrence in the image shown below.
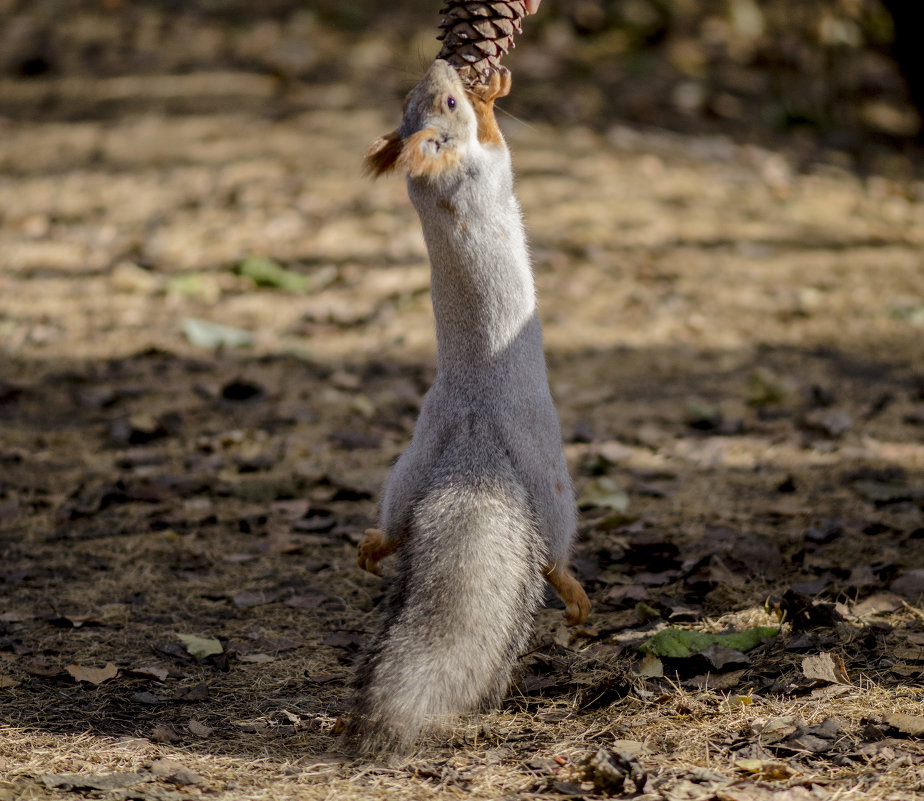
[350,60,577,754]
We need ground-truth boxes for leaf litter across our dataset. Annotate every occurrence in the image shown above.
[1,4,923,800]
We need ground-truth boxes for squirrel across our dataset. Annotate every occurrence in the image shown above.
[346,59,590,755]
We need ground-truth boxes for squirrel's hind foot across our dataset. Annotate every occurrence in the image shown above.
[358,528,399,576]
[545,564,591,626]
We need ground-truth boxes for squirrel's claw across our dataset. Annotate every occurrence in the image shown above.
[468,66,511,104]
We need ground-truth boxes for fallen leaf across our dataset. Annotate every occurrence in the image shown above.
[322,632,365,650]
[188,720,213,738]
[270,499,310,519]
[801,652,850,685]
[747,367,794,406]
[578,477,630,511]
[177,634,223,660]
[239,653,275,664]
[26,658,62,677]
[755,716,799,744]
[611,739,650,757]
[285,592,330,610]
[41,773,148,791]
[811,684,851,700]
[151,724,181,743]
[683,669,746,690]
[583,749,646,795]
[778,589,844,631]
[237,256,311,292]
[127,665,170,682]
[182,317,253,349]
[735,759,793,781]
[0,610,32,623]
[66,662,119,685]
[636,652,664,678]
[150,758,204,786]
[893,644,924,662]
[640,626,778,658]
[785,718,843,753]
[173,682,209,702]
[891,569,924,600]
[887,713,924,737]
[700,643,750,670]
[132,691,168,705]
[802,408,852,437]
[605,584,649,607]
[0,674,21,688]
[47,613,102,628]
[851,592,903,617]
[232,590,281,609]
[246,635,305,653]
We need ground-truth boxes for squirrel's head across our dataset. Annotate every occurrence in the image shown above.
[364,60,476,180]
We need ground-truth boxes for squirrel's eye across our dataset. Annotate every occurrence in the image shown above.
[446,96,456,110]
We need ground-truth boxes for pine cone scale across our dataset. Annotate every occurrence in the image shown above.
[435,0,530,84]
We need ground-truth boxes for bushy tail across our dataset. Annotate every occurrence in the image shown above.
[348,458,546,754]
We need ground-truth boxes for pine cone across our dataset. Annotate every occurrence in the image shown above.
[436,1,529,85]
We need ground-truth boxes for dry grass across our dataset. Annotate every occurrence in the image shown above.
[2,5,924,800]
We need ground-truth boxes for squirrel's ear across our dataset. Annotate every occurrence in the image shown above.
[364,131,403,178]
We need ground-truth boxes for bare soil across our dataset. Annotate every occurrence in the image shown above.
[1,2,923,800]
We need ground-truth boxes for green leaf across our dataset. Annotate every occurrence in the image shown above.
[718,626,780,652]
[177,634,223,660]
[640,626,778,658]
[237,256,311,292]
[182,317,254,349]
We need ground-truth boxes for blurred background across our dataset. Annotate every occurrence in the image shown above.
[1,0,923,169]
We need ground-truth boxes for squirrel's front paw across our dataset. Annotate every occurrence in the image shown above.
[469,66,512,103]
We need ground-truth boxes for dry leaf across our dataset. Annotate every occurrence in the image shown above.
[151,724,181,743]
[188,719,213,738]
[150,758,204,786]
[755,716,799,744]
[887,713,924,737]
[637,652,663,678]
[128,665,170,681]
[66,662,119,685]
[239,653,274,664]
[852,593,903,616]
[177,634,223,660]
[801,652,850,685]
[232,590,280,609]
[611,739,650,756]
[735,758,793,781]
[0,674,21,688]
[811,684,851,700]
[893,645,924,662]
[41,773,148,791]
[27,658,63,677]
[684,669,746,690]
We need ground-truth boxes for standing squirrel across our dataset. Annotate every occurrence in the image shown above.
[347,59,590,754]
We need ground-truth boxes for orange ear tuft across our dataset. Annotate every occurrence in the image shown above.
[363,131,404,178]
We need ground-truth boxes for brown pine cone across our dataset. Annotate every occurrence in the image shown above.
[436,1,529,85]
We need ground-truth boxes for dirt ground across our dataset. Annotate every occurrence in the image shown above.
[1,2,924,800]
